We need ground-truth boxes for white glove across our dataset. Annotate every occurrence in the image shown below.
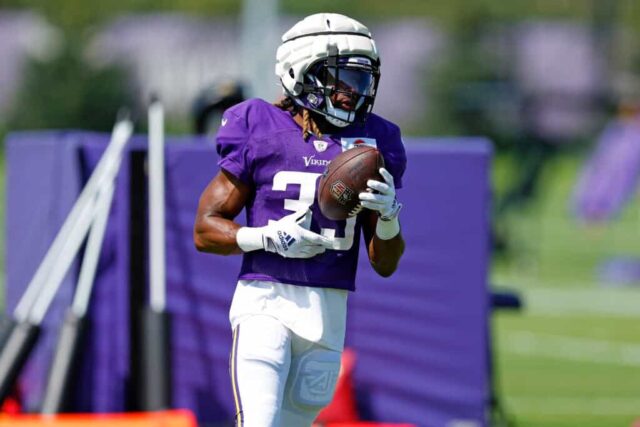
[359,168,402,219]
[236,208,334,258]
[359,168,403,240]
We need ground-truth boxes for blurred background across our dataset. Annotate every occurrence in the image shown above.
[1,0,640,426]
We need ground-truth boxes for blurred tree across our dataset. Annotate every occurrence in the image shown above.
[425,5,523,258]
[7,42,134,132]
[0,123,6,150]
[0,0,239,34]
[426,2,621,259]
[427,4,521,150]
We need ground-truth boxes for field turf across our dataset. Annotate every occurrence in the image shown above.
[492,155,640,427]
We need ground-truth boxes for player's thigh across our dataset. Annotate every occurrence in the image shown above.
[231,315,292,427]
[280,342,341,426]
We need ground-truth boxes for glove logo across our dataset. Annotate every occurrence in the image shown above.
[277,231,296,251]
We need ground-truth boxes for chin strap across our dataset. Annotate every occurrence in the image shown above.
[324,114,351,128]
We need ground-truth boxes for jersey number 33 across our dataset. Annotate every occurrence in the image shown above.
[272,171,355,251]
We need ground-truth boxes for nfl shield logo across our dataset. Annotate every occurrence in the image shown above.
[330,180,355,205]
[313,140,328,152]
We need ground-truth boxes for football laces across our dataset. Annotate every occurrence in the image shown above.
[348,203,363,217]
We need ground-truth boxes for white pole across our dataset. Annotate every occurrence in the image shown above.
[14,119,133,322]
[29,147,127,325]
[27,121,131,325]
[71,181,116,318]
[28,191,101,325]
[241,0,280,100]
[148,97,166,312]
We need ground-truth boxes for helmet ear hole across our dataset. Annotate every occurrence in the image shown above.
[289,68,295,78]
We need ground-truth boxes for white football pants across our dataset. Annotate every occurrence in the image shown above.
[230,314,342,427]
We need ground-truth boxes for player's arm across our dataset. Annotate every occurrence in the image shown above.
[360,168,405,277]
[194,169,334,258]
[362,211,405,277]
[194,169,248,255]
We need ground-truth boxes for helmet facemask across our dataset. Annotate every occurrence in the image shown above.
[292,53,380,128]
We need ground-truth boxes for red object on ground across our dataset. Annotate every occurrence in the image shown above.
[0,410,197,427]
[1,384,23,414]
[324,424,416,427]
[315,348,360,423]
[0,396,21,415]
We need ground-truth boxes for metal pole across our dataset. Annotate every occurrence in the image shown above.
[241,0,281,100]
[28,123,131,325]
[14,118,133,322]
[139,95,172,411]
[41,181,117,414]
[148,96,166,313]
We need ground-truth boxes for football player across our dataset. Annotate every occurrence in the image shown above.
[194,13,406,427]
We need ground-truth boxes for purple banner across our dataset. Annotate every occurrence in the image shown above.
[6,132,83,410]
[6,133,490,426]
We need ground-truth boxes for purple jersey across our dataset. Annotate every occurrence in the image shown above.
[216,98,406,291]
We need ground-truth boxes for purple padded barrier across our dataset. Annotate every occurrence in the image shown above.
[5,132,131,412]
[77,136,212,413]
[348,141,491,426]
[6,132,83,410]
[76,136,132,413]
[161,142,244,421]
[6,134,490,427]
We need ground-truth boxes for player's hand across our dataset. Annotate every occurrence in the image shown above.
[262,208,334,258]
[358,168,402,221]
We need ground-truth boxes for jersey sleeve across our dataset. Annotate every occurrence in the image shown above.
[383,124,407,189]
[215,108,253,184]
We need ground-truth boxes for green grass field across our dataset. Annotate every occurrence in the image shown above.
[492,154,640,427]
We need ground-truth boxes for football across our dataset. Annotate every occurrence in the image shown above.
[318,146,385,220]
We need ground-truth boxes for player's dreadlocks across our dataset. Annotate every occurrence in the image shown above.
[274,97,323,140]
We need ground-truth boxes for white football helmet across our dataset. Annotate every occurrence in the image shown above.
[275,13,380,127]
